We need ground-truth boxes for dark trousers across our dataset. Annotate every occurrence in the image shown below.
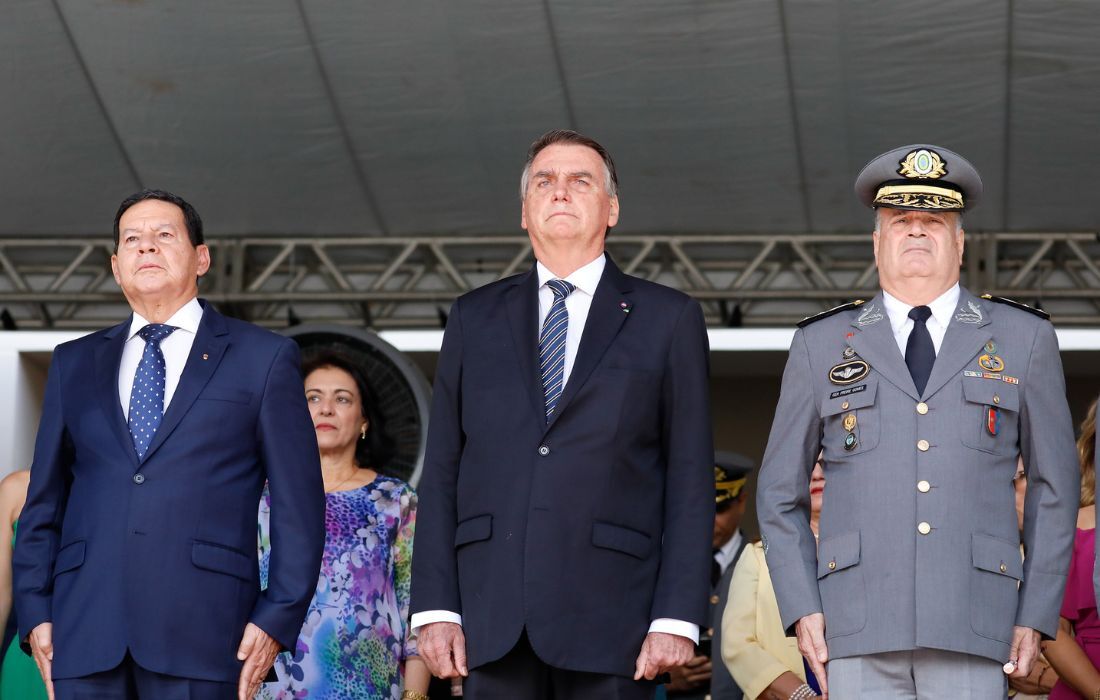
[464,631,655,700]
[54,653,236,700]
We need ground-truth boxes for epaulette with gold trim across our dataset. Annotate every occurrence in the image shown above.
[980,294,1050,320]
[797,300,866,328]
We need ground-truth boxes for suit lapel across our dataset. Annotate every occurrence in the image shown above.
[545,256,633,434]
[140,304,230,464]
[921,288,993,400]
[95,318,138,467]
[504,268,546,422]
[846,293,921,401]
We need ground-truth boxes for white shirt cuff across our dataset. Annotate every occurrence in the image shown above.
[410,610,463,631]
[648,618,700,643]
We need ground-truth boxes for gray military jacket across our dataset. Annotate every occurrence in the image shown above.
[757,287,1079,663]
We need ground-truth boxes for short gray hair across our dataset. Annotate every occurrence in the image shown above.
[519,129,618,200]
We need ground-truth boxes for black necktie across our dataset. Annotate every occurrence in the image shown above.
[710,550,721,587]
[905,306,935,396]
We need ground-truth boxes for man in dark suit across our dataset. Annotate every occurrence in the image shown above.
[410,129,714,699]
[14,190,325,699]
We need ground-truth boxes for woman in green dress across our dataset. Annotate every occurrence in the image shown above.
[0,469,47,700]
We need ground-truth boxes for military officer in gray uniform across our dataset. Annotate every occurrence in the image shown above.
[756,144,1080,699]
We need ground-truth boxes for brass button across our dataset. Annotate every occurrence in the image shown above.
[917,521,932,535]
[841,401,850,410]
[917,480,931,493]
[999,562,1007,573]
[710,594,720,604]
[993,395,1001,405]
[917,439,930,452]
[828,560,836,570]
[916,402,929,415]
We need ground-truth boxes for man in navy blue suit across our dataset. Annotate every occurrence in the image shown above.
[410,130,715,698]
[14,190,325,699]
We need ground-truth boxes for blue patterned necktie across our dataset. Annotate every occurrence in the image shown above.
[128,323,177,458]
[539,279,575,421]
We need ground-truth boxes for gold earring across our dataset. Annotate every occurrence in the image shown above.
[360,425,367,440]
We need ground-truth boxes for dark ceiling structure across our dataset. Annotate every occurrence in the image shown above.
[1,1,1099,328]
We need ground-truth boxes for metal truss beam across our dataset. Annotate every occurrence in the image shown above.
[0,232,1097,329]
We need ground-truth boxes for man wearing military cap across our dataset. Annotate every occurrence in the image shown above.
[756,144,1079,698]
[666,452,753,699]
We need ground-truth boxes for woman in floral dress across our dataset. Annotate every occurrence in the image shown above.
[257,349,429,699]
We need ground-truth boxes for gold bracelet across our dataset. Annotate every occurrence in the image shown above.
[401,691,430,700]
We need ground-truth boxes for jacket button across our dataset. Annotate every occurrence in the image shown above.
[828,560,836,570]
[999,562,1007,573]
[710,594,720,604]
[917,480,931,493]
[133,473,145,485]
[916,402,929,415]
[538,445,550,456]
[840,401,850,410]
[993,395,1001,404]
[917,521,932,535]
[917,439,930,452]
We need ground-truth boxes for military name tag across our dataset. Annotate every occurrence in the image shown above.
[829,360,870,385]
[829,384,867,400]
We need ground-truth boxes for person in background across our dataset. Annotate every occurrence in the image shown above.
[257,349,429,700]
[666,452,754,699]
[0,470,46,699]
[723,463,825,700]
[1010,459,1060,699]
[1042,399,1100,699]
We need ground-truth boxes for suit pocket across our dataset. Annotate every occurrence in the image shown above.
[961,380,1020,456]
[52,540,85,578]
[454,514,492,548]
[197,387,253,404]
[592,521,651,559]
[816,530,866,638]
[970,532,1021,642]
[192,540,253,581]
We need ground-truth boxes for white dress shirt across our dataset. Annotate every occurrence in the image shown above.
[118,298,204,419]
[412,255,699,643]
[881,284,960,357]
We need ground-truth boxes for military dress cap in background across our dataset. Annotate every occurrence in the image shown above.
[714,450,753,505]
[855,144,983,212]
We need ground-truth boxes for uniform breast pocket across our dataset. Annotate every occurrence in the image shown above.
[820,382,879,459]
[960,380,1020,456]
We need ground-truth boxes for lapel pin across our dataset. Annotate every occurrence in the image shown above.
[619,301,631,314]
[202,353,209,360]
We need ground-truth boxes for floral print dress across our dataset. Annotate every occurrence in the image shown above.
[257,475,418,700]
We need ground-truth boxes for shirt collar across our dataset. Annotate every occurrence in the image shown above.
[717,528,741,559]
[128,297,204,340]
[536,253,606,297]
[882,283,960,332]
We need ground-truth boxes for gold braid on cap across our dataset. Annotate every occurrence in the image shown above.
[715,476,748,504]
[874,184,964,211]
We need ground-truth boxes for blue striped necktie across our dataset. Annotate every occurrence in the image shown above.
[540,279,575,421]
[128,323,177,458]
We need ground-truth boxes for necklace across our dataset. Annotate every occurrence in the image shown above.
[324,469,359,493]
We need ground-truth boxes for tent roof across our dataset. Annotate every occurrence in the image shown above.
[3,1,1099,238]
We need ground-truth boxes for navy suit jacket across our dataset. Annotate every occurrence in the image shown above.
[13,303,325,682]
[410,256,714,677]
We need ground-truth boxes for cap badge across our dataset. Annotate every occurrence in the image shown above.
[898,149,947,179]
